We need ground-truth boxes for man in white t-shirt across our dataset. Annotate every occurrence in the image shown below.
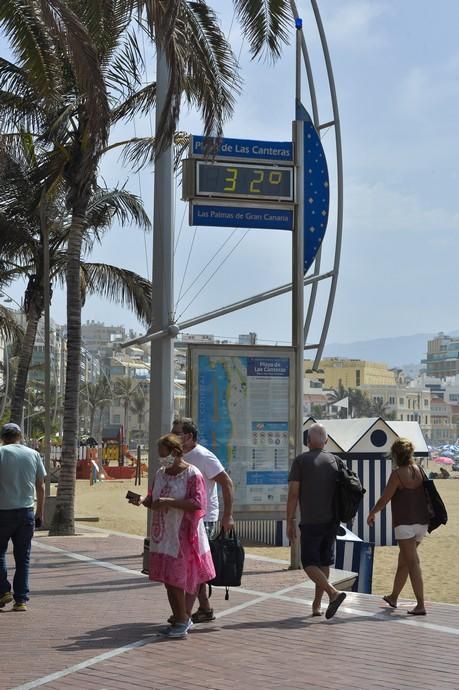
[171,417,234,623]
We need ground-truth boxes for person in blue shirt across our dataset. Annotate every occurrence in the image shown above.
[0,423,46,611]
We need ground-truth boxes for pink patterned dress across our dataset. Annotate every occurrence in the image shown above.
[149,464,215,593]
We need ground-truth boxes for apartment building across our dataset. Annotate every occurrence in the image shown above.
[304,358,397,389]
[423,333,459,379]
[430,397,455,445]
[359,384,431,439]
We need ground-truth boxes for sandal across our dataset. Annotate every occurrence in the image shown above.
[325,592,346,620]
[382,596,397,609]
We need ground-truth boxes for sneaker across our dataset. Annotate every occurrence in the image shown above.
[13,602,27,612]
[0,592,13,608]
[191,607,215,623]
[166,622,189,639]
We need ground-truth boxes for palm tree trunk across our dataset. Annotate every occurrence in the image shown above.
[89,406,96,436]
[49,219,85,535]
[123,399,128,465]
[10,312,40,424]
[97,406,104,437]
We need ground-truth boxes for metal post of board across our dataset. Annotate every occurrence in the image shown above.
[135,444,141,486]
[147,46,176,537]
[290,18,305,570]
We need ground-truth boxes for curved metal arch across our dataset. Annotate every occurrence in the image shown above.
[291,0,344,370]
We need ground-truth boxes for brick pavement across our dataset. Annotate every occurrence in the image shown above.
[1,528,458,690]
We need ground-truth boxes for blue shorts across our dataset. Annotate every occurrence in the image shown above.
[300,523,336,568]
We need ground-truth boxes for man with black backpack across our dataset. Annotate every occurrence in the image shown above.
[286,423,347,619]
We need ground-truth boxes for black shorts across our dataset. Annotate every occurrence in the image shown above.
[300,523,336,568]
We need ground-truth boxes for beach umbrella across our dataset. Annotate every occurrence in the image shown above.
[434,457,454,465]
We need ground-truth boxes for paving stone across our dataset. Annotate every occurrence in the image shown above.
[1,532,458,690]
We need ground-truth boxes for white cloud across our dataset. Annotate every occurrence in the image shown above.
[324,0,390,49]
[396,55,459,123]
[345,179,459,235]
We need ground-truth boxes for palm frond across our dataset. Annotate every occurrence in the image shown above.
[111,81,156,124]
[0,0,60,101]
[0,305,24,344]
[0,58,46,134]
[0,89,45,135]
[81,262,152,325]
[113,131,190,172]
[105,29,144,100]
[85,186,151,233]
[38,0,110,151]
[232,0,292,60]
[141,0,241,149]
[177,2,241,140]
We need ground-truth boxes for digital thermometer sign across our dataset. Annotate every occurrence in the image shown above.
[183,160,294,202]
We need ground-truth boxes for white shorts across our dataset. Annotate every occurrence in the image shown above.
[394,524,428,542]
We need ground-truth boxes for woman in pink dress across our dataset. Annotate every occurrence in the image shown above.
[141,434,215,639]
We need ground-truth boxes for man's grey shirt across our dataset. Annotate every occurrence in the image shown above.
[288,449,339,525]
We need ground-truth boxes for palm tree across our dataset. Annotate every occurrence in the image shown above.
[81,378,113,437]
[0,304,23,345]
[348,389,372,418]
[0,135,152,425]
[370,398,394,420]
[129,388,146,444]
[113,376,141,454]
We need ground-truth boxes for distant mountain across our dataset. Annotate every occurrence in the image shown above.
[322,332,441,368]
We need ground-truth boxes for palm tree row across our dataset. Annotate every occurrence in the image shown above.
[331,386,396,420]
[0,134,152,424]
[0,0,293,534]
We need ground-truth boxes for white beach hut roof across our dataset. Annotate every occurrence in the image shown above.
[304,417,428,455]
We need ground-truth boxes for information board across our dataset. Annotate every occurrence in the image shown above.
[189,345,295,516]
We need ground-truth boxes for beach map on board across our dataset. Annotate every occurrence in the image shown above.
[191,348,293,509]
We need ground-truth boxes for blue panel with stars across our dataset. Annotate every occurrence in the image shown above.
[296,103,330,273]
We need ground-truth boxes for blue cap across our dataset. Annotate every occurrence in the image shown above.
[1,422,22,436]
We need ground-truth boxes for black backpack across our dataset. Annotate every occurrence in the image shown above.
[420,467,448,533]
[208,529,245,600]
[334,457,366,524]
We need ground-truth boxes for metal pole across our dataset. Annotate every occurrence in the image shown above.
[290,18,305,570]
[147,46,175,516]
[120,270,334,349]
[310,0,344,369]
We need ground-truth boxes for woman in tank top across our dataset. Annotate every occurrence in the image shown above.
[367,438,429,615]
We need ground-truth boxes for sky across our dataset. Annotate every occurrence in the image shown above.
[3,1,459,348]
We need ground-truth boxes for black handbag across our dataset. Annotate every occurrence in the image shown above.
[208,529,245,600]
[420,467,448,533]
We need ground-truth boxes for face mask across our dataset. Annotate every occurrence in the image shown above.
[160,454,174,467]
